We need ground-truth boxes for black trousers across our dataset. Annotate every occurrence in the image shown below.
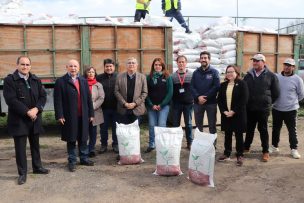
[14,132,42,175]
[244,110,270,153]
[224,130,244,157]
[272,109,298,149]
[134,9,148,22]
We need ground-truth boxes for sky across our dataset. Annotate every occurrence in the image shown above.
[3,0,304,30]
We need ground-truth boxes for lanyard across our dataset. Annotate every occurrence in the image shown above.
[177,71,187,86]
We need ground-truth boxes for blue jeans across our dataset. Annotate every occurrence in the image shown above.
[67,139,89,164]
[193,103,217,134]
[88,124,97,153]
[172,102,193,144]
[165,9,187,28]
[100,109,118,147]
[148,105,170,148]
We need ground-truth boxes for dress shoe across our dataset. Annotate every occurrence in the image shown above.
[80,159,94,166]
[18,174,27,185]
[89,151,96,158]
[33,167,50,174]
[113,145,119,154]
[144,147,155,153]
[99,145,107,154]
[68,163,76,172]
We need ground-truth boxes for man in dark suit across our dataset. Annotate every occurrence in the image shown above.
[3,56,49,185]
[54,59,94,172]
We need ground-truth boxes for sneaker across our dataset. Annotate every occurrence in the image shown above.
[269,146,280,154]
[262,153,269,162]
[99,145,107,154]
[291,149,301,159]
[236,156,244,166]
[218,155,230,162]
[113,145,119,154]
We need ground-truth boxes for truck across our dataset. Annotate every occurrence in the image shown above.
[0,23,173,113]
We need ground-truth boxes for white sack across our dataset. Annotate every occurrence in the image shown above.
[116,120,143,165]
[154,127,183,176]
[188,129,217,187]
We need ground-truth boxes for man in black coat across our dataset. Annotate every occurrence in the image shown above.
[3,56,49,185]
[243,54,280,162]
[54,59,94,172]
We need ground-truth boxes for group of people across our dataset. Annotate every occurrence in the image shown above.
[135,0,192,33]
[3,51,303,185]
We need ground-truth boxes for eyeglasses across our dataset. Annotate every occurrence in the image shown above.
[20,63,30,66]
[127,62,136,65]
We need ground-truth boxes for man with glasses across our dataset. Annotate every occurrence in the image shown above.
[3,56,49,185]
[243,53,280,162]
[114,57,148,124]
[270,58,304,159]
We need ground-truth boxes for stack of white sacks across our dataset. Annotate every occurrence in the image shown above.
[173,17,238,74]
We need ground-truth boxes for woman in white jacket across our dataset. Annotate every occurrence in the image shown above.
[84,66,105,157]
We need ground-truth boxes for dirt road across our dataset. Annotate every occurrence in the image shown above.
[1,119,304,203]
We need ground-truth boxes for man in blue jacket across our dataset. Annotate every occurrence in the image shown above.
[190,51,220,135]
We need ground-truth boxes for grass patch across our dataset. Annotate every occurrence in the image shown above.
[298,106,304,117]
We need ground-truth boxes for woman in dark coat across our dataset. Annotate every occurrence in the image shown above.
[217,65,249,166]
[54,59,94,172]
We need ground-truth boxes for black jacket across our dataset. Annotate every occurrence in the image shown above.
[3,70,46,137]
[217,79,248,132]
[54,73,94,142]
[96,73,117,110]
[244,67,280,112]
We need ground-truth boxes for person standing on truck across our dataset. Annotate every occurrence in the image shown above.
[190,51,220,135]
[114,57,148,125]
[96,59,119,154]
[270,58,304,159]
[243,53,280,162]
[162,0,192,33]
[171,55,194,150]
[83,66,105,158]
[134,0,151,22]
[54,59,94,172]
[3,56,50,185]
[145,58,173,153]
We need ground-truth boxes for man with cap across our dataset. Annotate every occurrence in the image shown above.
[270,58,304,159]
[243,53,280,162]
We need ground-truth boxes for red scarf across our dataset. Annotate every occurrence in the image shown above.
[87,78,97,94]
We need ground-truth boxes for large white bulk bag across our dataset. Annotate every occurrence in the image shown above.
[188,129,217,187]
[154,127,183,176]
[116,120,143,165]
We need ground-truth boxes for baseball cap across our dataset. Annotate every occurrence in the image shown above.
[283,58,295,66]
[251,53,266,62]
